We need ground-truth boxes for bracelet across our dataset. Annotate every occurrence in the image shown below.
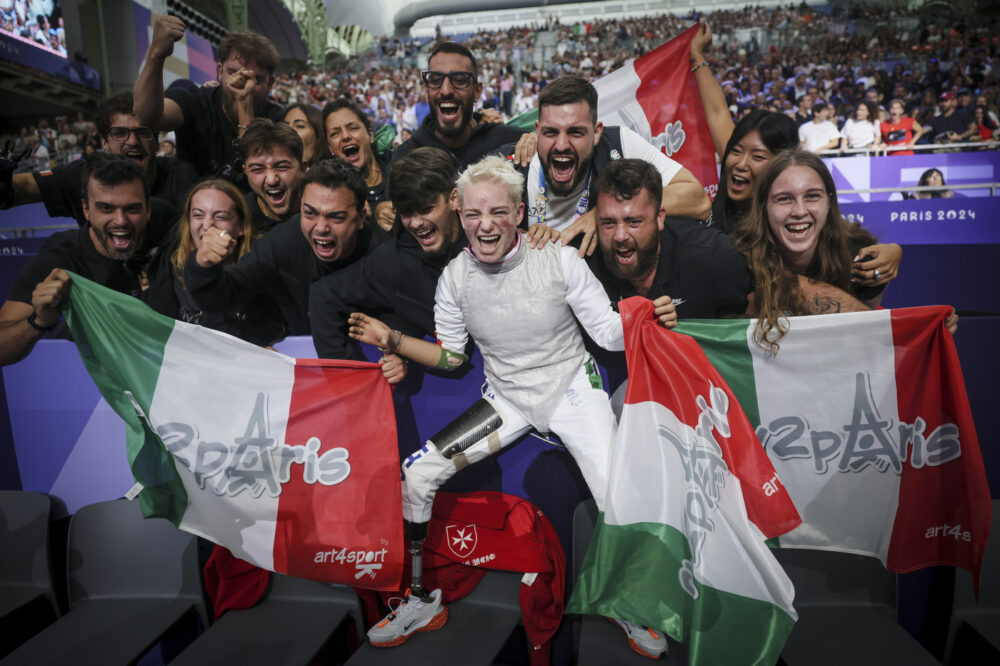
[690,61,711,73]
[237,124,250,130]
[26,311,57,332]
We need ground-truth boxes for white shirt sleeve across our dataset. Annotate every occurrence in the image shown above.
[619,126,682,184]
[558,245,624,351]
[433,265,468,353]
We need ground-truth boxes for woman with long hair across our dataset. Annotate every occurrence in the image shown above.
[144,178,285,345]
[689,21,902,287]
[912,168,954,199]
[282,103,330,165]
[839,100,881,152]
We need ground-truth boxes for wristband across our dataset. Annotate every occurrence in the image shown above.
[385,329,402,352]
[237,124,249,130]
[690,61,711,73]
[26,311,57,332]
[435,347,468,371]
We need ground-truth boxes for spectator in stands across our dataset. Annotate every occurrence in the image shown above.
[880,99,925,155]
[513,75,710,256]
[973,105,997,141]
[322,98,391,231]
[839,101,881,152]
[925,92,977,144]
[282,103,331,166]
[731,150,955,354]
[310,147,466,361]
[142,179,286,346]
[588,158,750,320]
[793,94,814,126]
[0,156,173,365]
[798,101,840,154]
[182,158,379,338]
[1,94,189,222]
[911,168,954,199]
[134,15,284,180]
[238,119,307,235]
[158,137,175,158]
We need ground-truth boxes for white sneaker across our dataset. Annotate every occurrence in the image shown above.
[367,588,448,647]
[611,618,668,659]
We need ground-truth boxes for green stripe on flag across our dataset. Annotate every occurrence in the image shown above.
[506,107,537,131]
[63,272,188,524]
[676,319,761,427]
[569,516,795,665]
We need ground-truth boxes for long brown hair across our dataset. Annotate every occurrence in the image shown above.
[171,179,255,282]
[732,149,877,354]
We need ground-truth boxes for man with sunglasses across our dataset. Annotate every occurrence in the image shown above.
[1,93,195,220]
[393,42,530,170]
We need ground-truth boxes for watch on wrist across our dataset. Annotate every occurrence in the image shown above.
[26,311,57,332]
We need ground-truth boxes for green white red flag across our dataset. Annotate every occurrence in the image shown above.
[62,273,404,590]
[594,24,719,197]
[675,305,990,589]
[570,297,801,665]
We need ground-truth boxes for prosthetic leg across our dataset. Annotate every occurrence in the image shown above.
[367,399,505,647]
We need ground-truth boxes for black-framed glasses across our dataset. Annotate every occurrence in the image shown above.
[421,70,476,90]
[108,126,154,141]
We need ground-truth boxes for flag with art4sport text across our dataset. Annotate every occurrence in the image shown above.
[675,305,990,590]
[570,297,802,666]
[62,272,404,590]
[593,23,719,197]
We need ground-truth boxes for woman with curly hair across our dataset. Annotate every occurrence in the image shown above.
[733,150,957,353]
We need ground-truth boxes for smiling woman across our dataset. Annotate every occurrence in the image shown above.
[732,150,886,353]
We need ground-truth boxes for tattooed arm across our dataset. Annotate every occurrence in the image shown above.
[796,275,872,314]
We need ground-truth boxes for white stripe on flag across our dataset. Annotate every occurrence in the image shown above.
[749,311,901,559]
[147,324,297,570]
[595,62,653,137]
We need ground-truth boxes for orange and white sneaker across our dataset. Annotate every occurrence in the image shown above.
[610,618,668,659]
[367,588,448,647]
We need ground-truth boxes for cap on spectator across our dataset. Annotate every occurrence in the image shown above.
[939,92,955,101]
[958,87,971,96]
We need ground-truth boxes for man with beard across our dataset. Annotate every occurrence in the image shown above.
[587,159,751,318]
[392,43,529,169]
[239,118,306,234]
[1,93,195,216]
[134,15,284,180]
[309,147,467,360]
[507,76,711,256]
[0,156,170,365]
[183,158,379,338]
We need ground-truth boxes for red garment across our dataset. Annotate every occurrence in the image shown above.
[357,492,566,665]
[881,116,916,155]
[203,545,272,619]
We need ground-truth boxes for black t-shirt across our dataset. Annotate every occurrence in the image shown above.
[184,215,378,336]
[392,115,526,170]
[165,84,284,180]
[243,190,281,235]
[586,216,751,319]
[32,157,196,221]
[927,111,974,142]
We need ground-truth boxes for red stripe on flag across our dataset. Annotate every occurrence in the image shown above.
[273,360,403,590]
[620,297,800,538]
[632,25,719,198]
[887,306,990,590]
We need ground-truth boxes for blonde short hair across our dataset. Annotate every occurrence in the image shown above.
[456,155,524,209]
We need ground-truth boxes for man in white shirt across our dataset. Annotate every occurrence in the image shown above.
[798,102,841,154]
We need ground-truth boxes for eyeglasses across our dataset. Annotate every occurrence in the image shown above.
[421,70,476,90]
[108,126,154,141]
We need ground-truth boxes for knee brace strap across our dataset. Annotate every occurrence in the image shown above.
[429,398,504,463]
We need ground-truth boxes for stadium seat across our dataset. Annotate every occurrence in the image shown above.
[776,548,939,665]
[170,572,364,665]
[943,499,1000,665]
[2,498,207,665]
[0,490,59,657]
[345,569,523,665]
[571,499,689,664]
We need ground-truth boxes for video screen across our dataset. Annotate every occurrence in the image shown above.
[1,0,67,57]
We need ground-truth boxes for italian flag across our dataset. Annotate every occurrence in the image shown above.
[570,297,802,665]
[62,273,404,590]
[675,304,990,589]
[593,23,719,196]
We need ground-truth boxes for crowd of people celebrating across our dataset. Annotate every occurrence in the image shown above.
[0,2,970,658]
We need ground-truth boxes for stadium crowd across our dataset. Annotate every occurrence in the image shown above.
[0,1,972,658]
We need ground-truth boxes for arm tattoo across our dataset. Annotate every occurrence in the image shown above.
[810,294,842,314]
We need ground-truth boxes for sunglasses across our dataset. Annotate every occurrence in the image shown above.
[421,71,476,90]
[108,126,154,141]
